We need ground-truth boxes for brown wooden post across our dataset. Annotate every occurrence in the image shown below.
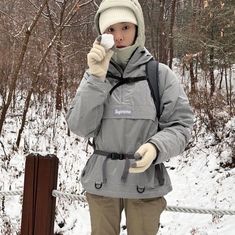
[21,153,59,235]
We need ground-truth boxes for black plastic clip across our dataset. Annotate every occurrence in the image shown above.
[95,182,103,189]
[136,186,145,193]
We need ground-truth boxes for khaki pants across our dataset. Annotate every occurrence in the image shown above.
[86,193,167,235]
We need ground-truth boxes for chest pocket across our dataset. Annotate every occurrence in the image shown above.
[103,80,156,121]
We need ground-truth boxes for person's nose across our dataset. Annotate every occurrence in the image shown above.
[114,31,123,43]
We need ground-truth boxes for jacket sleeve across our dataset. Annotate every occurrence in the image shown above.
[148,63,194,164]
[66,71,112,137]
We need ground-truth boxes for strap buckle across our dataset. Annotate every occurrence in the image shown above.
[108,153,125,160]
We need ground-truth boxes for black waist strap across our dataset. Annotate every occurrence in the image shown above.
[93,150,164,186]
[94,150,134,160]
[94,150,135,183]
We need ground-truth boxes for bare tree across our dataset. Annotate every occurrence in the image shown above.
[168,0,176,68]
[0,0,49,135]
[16,0,94,147]
[158,0,168,64]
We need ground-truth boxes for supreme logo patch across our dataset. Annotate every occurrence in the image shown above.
[113,109,132,116]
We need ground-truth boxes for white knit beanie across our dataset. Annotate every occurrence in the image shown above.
[99,7,137,34]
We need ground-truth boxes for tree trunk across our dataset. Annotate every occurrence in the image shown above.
[209,19,215,96]
[55,36,63,111]
[16,88,33,147]
[219,66,223,89]
[55,3,66,111]
[229,66,232,114]
[224,65,229,105]
[168,0,176,69]
[190,60,196,94]
[209,46,215,96]
[158,0,167,64]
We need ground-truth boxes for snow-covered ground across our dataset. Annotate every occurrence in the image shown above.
[0,104,234,234]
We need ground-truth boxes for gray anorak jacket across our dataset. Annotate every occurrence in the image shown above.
[66,47,194,199]
[66,0,194,199]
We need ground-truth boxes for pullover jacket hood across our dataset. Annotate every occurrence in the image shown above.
[94,0,146,67]
[94,0,146,48]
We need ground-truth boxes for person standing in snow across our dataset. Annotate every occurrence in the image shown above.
[66,0,194,234]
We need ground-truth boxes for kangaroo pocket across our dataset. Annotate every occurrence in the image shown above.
[103,81,156,121]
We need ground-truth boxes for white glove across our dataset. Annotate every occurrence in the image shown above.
[129,143,158,173]
[87,42,113,80]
